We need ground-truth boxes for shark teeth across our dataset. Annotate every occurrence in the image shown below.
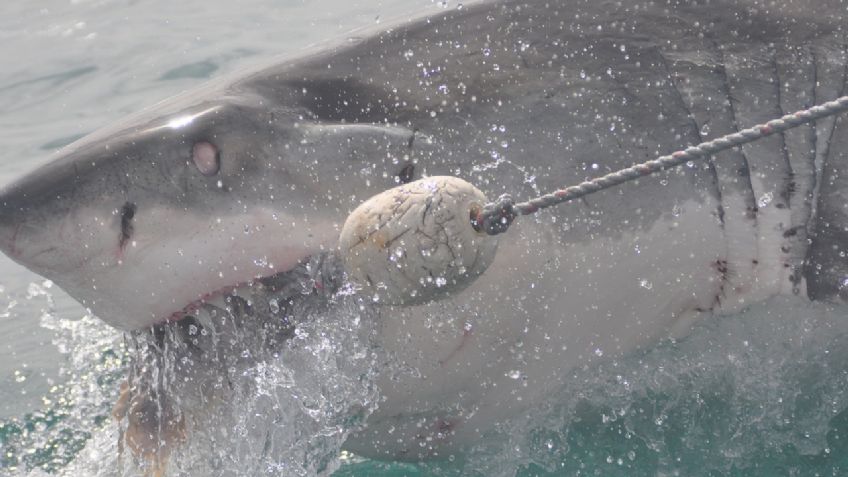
[167,253,345,325]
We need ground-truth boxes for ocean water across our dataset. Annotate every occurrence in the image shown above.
[1,1,848,476]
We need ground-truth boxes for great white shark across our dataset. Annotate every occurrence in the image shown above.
[0,0,847,465]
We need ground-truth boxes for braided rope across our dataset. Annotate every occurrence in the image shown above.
[473,95,848,236]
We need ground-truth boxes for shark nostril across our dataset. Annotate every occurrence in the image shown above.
[119,201,136,249]
[192,141,220,176]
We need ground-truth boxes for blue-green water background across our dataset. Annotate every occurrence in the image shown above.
[1,1,848,476]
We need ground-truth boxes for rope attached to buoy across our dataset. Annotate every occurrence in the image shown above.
[473,95,848,236]
[340,95,848,306]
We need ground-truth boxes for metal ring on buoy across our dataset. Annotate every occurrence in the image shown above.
[338,176,500,306]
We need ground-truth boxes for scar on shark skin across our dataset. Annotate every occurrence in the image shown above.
[439,325,474,368]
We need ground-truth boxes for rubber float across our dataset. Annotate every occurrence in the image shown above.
[338,176,499,306]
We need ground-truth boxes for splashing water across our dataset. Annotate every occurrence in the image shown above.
[385,296,848,477]
[3,255,385,477]
[3,279,848,476]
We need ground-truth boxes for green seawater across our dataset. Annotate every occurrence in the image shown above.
[3,385,848,476]
[2,297,848,477]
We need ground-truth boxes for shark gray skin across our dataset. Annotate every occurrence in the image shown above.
[1,0,848,462]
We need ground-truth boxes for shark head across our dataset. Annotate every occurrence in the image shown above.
[0,80,418,330]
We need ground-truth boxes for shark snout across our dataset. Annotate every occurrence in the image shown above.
[0,159,89,274]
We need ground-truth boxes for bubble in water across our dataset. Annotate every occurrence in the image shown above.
[14,370,26,383]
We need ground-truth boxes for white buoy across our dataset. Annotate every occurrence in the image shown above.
[338,176,499,306]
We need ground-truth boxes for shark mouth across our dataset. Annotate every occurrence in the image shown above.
[162,253,348,332]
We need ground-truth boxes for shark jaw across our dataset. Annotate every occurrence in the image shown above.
[3,198,337,331]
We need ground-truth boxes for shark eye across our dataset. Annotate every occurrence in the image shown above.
[192,141,220,176]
